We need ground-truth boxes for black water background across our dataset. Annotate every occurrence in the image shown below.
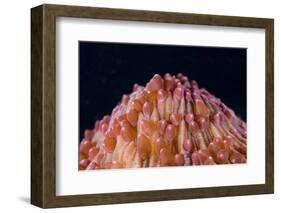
[79,42,246,141]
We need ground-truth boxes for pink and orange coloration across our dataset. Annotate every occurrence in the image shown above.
[79,73,247,170]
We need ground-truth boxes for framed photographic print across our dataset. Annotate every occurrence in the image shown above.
[31,4,274,208]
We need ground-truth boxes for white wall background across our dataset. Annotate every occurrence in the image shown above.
[0,0,279,212]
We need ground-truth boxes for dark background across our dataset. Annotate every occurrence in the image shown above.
[79,41,247,141]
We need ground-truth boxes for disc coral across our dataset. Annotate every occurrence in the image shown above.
[79,73,247,170]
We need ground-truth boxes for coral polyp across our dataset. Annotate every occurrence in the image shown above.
[79,73,247,170]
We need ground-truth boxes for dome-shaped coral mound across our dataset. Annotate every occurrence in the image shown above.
[79,73,247,170]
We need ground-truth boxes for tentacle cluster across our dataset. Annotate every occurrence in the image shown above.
[79,73,247,170]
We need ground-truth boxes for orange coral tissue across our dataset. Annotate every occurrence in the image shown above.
[79,73,247,170]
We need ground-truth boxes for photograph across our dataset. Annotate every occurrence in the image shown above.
[30,4,274,208]
[79,41,247,170]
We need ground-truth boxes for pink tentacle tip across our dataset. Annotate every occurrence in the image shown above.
[173,87,184,101]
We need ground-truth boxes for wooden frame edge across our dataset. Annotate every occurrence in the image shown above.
[31,5,44,208]
[265,19,274,194]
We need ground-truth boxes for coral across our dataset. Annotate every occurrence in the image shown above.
[79,73,247,170]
